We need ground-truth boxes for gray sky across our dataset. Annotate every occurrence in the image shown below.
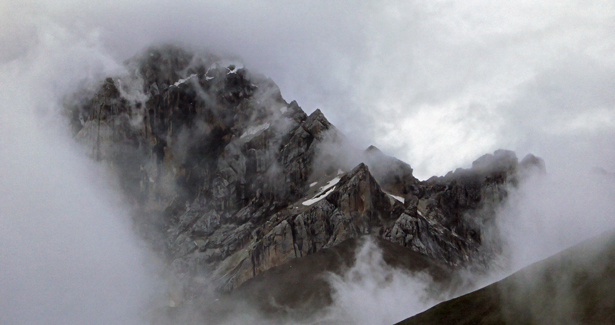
[1,1,615,323]
[3,0,614,178]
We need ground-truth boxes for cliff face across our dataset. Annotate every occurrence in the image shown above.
[67,44,544,304]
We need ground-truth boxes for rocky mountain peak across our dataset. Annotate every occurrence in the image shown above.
[520,153,547,175]
[65,44,545,316]
[303,108,334,140]
[365,144,383,154]
[471,149,518,173]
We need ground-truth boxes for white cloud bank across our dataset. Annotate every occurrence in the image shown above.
[3,0,614,179]
[0,21,158,324]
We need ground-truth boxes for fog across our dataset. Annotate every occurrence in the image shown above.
[3,1,613,178]
[497,165,615,272]
[2,0,615,324]
[324,238,438,325]
[0,24,158,324]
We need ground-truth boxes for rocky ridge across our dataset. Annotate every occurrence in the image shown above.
[66,44,545,310]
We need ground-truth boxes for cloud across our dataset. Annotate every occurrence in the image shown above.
[2,0,615,323]
[0,20,158,324]
[4,0,614,179]
[496,169,615,272]
[324,238,437,325]
[345,1,615,178]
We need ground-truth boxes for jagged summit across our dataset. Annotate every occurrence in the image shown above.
[65,44,545,319]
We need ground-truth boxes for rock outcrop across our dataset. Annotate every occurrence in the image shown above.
[66,44,545,309]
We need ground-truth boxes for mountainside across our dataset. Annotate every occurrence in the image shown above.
[395,230,615,325]
[65,44,545,316]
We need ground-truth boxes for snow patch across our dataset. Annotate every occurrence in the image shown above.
[303,186,336,206]
[280,106,288,114]
[204,67,214,81]
[240,123,270,139]
[337,169,345,175]
[385,192,405,203]
[172,74,197,87]
[320,176,341,192]
[309,182,318,187]
[302,176,341,206]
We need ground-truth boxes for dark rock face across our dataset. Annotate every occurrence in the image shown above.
[66,44,544,307]
[382,150,542,268]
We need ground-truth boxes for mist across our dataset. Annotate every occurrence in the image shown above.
[2,0,615,324]
[4,1,613,178]
[0,22,157,324]
[496,163,615,272]
[324,238,438,325]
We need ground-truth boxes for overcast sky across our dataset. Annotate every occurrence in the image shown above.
[2,1,615,323]
[2,0,614,178]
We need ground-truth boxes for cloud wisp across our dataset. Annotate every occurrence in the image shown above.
[0,22,159,325]
[324,238,437,325]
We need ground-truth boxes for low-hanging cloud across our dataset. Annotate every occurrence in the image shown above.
[0,21,159,324]
[496,167,615,272]
[324,238,438,325]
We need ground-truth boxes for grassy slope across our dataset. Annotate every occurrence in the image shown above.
[396,230,615,325]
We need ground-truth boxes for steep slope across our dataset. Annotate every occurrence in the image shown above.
[395,230,615,325]
[65,44,544,313]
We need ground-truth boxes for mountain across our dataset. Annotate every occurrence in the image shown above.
[65,44,545,319]
[395,230,615,325]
